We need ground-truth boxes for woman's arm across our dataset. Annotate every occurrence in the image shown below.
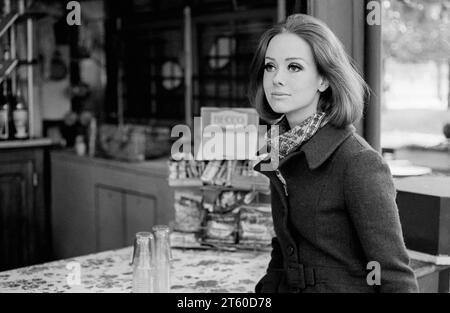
[343,149,419,293]
[255,237,284,293]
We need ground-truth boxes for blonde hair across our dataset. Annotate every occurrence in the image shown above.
[248,14,369,128]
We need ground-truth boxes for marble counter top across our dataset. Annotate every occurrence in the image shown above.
[0,247,270,293]
[0,245,448,293]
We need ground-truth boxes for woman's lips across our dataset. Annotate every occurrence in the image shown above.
[271,92,291,98]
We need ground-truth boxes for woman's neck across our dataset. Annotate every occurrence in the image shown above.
[285,105,318,129]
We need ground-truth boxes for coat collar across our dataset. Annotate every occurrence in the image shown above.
[254,123,355,173]
[294,123,355,170]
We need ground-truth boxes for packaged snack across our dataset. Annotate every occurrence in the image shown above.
[201,187,223,212]
[200,160,223,184]
[170,231,202,248]
[225,160,237,186]
[178,160,187,179]
[213,162,227,186]
[215,190,246,213]
[189,160,199,177]
[173,190,204,232]
[168,161,178,180]
[204,211,239,244]
[243,191,258,204]
[238,204,274,245]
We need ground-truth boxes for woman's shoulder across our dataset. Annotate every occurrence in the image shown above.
[338,133,395,191]
[336,131,386,168]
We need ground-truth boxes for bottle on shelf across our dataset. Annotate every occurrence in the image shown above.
[1,46,14,135]
[0,82,10,140]
[2,0,11,16]
[12,84,28,139]
[75,135,86,156]
[3,45,10,61]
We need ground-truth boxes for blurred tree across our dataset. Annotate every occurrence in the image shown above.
[382,0,450,108]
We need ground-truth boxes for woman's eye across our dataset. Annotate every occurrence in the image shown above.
[288,64,303,72]
[264,63,275,72]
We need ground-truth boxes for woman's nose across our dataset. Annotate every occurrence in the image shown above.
[273,69,286,86]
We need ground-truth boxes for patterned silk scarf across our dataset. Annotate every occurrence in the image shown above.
[265,112,330,161]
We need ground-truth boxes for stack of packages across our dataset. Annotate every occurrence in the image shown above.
[237,204,274,249]
[170,189,205,248]
[201,187,246,246]
[169,153,205,248]
[201,187,274,250]
[168,156,274,251]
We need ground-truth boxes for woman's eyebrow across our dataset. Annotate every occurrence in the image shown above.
[285,57,306,62]
[265,56,307,63]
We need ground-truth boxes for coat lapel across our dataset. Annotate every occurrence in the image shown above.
[277,123,356,171]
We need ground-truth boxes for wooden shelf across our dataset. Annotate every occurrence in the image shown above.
[0,138,54,150]
[0,8,36,138]
[229,174,270,192]
[168,175,270,192]
[0,59,18,84]
[168,178,204,187]
[0,12,19,38]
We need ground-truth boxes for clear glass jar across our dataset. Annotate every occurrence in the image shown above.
[131,232,155,293]
[152,225,171,293]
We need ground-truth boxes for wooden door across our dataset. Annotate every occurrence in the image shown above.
[0,159,34,271]
[124,192,156,247]
[96,186,124,251]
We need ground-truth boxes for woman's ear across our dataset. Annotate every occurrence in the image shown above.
[318,78,329,92]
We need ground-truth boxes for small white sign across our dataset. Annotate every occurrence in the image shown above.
[197,107,259,160]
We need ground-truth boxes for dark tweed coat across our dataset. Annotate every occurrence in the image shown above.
[253,123,419,293]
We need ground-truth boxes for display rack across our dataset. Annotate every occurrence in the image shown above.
[167,156,273,252]
[168,173,270,192]
[167,107,274,251]
[0,0,35,137]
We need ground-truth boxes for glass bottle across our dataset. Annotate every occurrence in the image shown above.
[75,135,86,156]
[0,83,10,140]
[152,225,171,293]
[13,86,28,139]
[3,45,9,60]
[131,232,155,293]
[2,0,11,15]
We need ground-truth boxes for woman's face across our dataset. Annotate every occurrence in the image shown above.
[263,33,325,122]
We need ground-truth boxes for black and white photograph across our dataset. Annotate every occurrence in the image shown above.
[0,0,449,298]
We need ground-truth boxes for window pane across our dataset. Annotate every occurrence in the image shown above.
[381,0,450,174]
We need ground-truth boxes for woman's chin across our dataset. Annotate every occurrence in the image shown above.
[269,104,290,114]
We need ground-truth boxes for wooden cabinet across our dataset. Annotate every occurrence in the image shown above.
[124,192,156,245]
[96,185,157,251]
[97,186,124,251]
[51,150,174,259]
[0,144,51,271]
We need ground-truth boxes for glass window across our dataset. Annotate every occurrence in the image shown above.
[381,0,450,174]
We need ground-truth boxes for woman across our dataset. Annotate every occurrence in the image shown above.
[250,14,419,293]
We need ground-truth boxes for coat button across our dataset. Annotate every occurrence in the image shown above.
[287,245,295,256]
